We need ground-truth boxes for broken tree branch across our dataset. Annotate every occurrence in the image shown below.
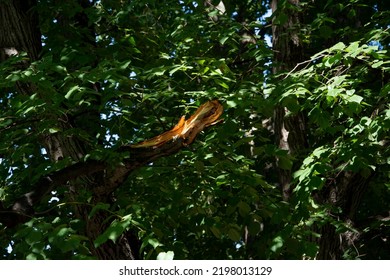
[0,100,223,227]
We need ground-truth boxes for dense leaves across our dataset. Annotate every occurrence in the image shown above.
[0,0,389,259]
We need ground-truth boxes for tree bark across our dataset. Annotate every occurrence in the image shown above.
[271,0,307,200]
[316,172,372,259]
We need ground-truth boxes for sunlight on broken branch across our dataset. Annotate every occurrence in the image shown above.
[130,100,223,149]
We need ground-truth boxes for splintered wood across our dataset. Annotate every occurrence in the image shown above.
[131,100,223,149]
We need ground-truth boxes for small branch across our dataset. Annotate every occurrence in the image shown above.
[284,54,325,79]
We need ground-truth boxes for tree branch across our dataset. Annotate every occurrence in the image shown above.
[0,100,223,227]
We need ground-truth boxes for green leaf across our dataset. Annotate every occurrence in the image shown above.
[94,217,132,248]
[271,236,284,252]
[168,65,181,75]
[216,80,229,89]
[238,201,251,217]
[48,127,61,134]
[227,228,241,242]
[119,60,132,70]
[347,94,363,104]
[147,238,162,249]
[65,85,80,99]
[345,41,359,53]
[210,226,222,238]
[312,147,329,158]
[26,230,42,246]
[219,36,229,45]
[330,42,346,51]
[26,253,38,260]
[157,251,174,260]
[371,60,383,68]
[226,100,237,108]
[278,156,293,170]
[89,203,110,218]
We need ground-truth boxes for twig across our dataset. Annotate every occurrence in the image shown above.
[284,54,326,79]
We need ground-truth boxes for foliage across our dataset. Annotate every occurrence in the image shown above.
[279,40,390,258]
[1,0,389,259]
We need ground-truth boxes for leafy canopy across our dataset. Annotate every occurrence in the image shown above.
[0,0,389,259]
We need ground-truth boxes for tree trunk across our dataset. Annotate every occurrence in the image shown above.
[316,172,372,259]
[271,0,307,200]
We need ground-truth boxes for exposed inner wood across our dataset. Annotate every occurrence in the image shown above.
[131,100,223,148]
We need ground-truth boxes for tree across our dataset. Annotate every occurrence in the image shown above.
[269,0,389,259]
[0,0,389,260]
